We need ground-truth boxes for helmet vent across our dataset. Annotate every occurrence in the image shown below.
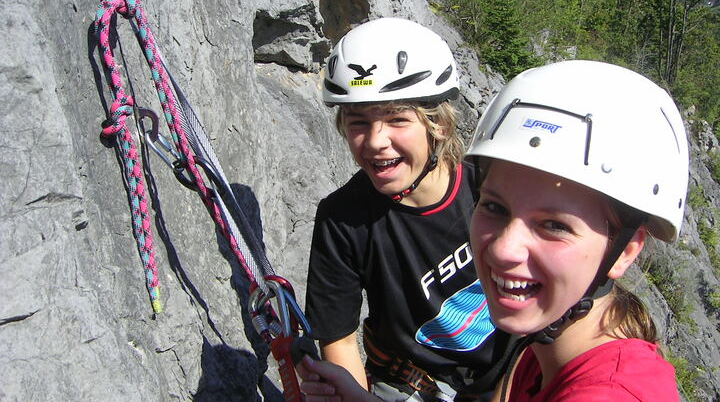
[661,107,682,154]
[328,55,338,79]
[324,79,348,95]
[436,65,453,86]
[379,70,431,93]
[397,51,408,74]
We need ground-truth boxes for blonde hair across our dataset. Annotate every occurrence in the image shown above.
[335,101,464,171]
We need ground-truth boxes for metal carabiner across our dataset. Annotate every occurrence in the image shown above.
[247,276,313,342]
[248,276,320,402]
[137,107,181,170]
[266,277,313,338]
[135,107,208,192]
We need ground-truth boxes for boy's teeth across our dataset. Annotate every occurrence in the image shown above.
[374,158,400,166]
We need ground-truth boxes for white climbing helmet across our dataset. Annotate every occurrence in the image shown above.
[322,18,460,106]
[467,60,689,242]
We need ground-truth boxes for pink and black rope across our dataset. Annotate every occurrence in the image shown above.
[95,0,256,313]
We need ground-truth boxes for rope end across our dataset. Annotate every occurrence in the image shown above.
[151,299,163,314]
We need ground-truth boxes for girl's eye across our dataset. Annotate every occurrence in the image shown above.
[541,220,571,233]
[480,201,507,217]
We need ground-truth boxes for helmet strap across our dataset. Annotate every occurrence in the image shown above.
[390,153,439,202]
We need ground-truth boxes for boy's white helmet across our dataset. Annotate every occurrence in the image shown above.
[467,60,688,242]
[322,18,459,106]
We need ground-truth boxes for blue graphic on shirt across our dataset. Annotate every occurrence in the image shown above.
[415,280,495,351]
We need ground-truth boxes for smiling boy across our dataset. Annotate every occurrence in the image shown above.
[304,18,510,402]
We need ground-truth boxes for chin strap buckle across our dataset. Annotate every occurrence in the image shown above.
[390,153,438,202]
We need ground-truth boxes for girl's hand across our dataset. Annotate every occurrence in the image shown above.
[297,355,380,402]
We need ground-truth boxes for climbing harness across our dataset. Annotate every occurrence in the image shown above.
[93,0,316,399]
[362,321,440,394]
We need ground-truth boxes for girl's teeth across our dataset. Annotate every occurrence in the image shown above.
[490,272,539,301]
[497,288,530,302]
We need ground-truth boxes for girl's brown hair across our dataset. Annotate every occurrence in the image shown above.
[602,200,659,345]
[602,284,659,344]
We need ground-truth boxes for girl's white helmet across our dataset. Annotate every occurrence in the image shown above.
[467,60,689,242]
[322,18,459,106]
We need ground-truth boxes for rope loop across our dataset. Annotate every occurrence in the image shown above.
[117,0,138,19]
[101,98,134,138]
[95,0,162,313]
[93,0,265,314]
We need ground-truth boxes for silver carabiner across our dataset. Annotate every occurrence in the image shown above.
[136,107,182,169]
[247,277,314,341]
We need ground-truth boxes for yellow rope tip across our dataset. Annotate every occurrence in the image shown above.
[151,299,163,314]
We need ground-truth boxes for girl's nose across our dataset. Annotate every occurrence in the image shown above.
[487,218,530,267]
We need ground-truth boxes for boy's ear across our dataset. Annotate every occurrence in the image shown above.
[607,227,646,279]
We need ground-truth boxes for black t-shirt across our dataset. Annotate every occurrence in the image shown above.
[305,162,510,389]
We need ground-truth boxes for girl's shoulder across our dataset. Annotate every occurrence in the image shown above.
[547,339,679,401]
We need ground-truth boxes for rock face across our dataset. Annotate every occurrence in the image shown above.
[0,0,718,401]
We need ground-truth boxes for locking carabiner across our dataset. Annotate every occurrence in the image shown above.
[248,276,312,342]
[248,276,318,402]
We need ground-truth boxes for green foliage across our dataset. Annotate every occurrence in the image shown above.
[708,151,720,183]
[672,6,720,130]
[695,207,720,275]
[708,290,720,311]
[641,255,697,330]
[698,218,718,251]
[666,354,701,402]
[686,184,706,210]
[442,0,540,78]
[439,0,720,127]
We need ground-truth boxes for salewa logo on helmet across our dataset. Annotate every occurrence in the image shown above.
[522,118,562,133]
[348,63,376,87]
[348,63,377,79]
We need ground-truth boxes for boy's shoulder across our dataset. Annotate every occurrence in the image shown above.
[322,169,376,205]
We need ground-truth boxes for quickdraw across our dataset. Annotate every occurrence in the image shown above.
[93,0,317,399]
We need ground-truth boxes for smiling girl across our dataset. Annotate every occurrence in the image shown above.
[465,59,687,401]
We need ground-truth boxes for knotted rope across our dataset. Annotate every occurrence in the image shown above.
[94,0,258,312]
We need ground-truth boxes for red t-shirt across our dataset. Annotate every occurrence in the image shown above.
[510,338,679,401]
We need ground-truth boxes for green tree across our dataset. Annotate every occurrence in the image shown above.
[441,0,719,128]
[672,6,720,129]
[444,0,539,77]
[653,0,706,87]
